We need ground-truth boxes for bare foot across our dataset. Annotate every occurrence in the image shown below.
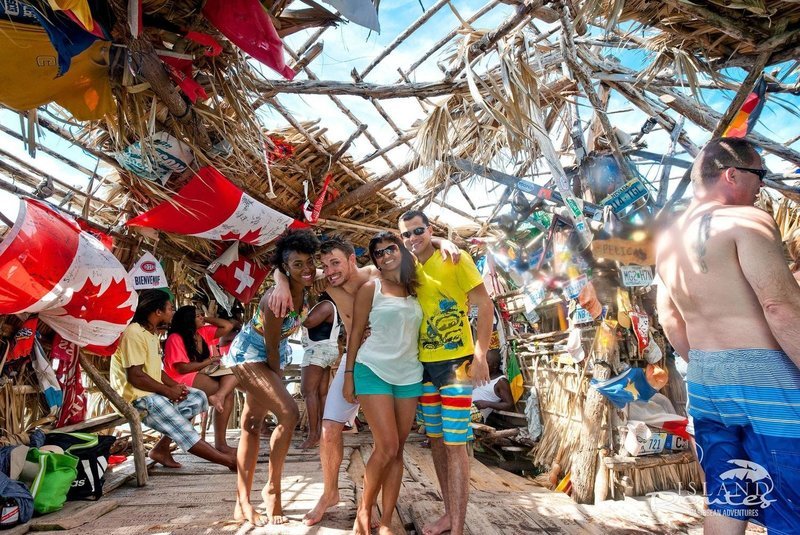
[378,525,396,535]
[353,506,371,535]
[422,513,451,535]
[208,393,225,413]
[302,490,339,526]
[148,448,181,468]
[299,434,320,450]
[370,506,381,529]
[234,499,265,527]
[261,483,288,525]
[215,443,237,455]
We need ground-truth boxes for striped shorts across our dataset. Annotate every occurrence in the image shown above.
[133,387,207,451]
[687,348,800,534]
[419,357,474,445]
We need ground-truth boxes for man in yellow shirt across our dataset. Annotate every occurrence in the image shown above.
[398,211,492,535]
[110,289,235,470]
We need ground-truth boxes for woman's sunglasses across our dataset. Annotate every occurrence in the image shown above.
[373,244,399,258]
[400,226,428,239]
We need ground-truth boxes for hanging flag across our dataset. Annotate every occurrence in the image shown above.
[202,0,295,80]
[51,334,86,427]
[0,198,137,348]
[590,367,657,409]
[76,218,113,251]
[32,340,62,415]
[115,131,194,185]
[507,343,524,403]
[126,166,306,246]
[208,243,269,304]
[184,31,222,57]
[0,19,113,120]
[321,0,380,32]
[302,173,333,224]
[128,252,169,290]
[155,50,208,103]
[10,317,39,362]
[723,76,767,138]
[48,0,107,39]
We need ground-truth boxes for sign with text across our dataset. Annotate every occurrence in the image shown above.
[571,305,594,325]
[591,238,655,265]
[128,252,168,290]
[620,265,654,287]
[601,178,649,214]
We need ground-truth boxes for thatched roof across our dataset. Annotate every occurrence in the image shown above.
[1,0,800,297]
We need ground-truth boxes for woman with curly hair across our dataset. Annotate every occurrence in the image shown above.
[163,305,237,452]
[223,229,319,526]
[342,231,423,535]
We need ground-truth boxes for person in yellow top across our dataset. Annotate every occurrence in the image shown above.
[110,289,235,470]
[398,210,493,535]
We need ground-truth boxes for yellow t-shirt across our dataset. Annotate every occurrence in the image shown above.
[110,323,163,403]
[415,251,485,363]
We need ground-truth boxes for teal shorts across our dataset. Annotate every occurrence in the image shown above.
[354,362,423,399]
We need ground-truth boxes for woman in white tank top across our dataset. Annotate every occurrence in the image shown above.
[343,232,423,535]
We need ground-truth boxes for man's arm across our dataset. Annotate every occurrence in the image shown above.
[303,300,334,329]
[127,365,184,401]
[474,378,514,411]
[467,283,493,386]
[737,209,800,368]
[431,237,461,263]
[655,277,690,361]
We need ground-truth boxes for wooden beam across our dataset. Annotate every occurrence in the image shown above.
[662,0,766,45]
[321,160,416,216]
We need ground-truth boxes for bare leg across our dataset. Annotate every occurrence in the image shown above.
[232,363,298,526]
[443,443,470,535]
[209,373,238,414]
[186,439,236,470]
[149,435,181,468]
[303,419,344,526]
[300,365,326,449]
[355,395,398,535]
[192,374,234,453]
[379,397,418,530]
[423,436,451,535]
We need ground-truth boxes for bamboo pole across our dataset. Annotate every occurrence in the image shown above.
[79,352,148,487]
[710,50,772,139]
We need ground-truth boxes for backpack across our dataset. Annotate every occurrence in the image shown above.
[43,433,116,501]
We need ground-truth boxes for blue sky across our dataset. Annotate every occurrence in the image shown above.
[1,1,798,228]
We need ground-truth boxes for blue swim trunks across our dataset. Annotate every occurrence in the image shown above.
[687,348,800,534]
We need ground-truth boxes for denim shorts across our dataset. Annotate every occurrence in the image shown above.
[354,362,423,399]
[222,323,290,369]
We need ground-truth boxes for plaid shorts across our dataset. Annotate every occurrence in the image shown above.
[133,387,207,451]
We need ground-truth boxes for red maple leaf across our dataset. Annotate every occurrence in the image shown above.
[219,228,263,245]
[56,277,135,326]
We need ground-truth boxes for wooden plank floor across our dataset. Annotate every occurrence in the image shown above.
[12,428,726,534]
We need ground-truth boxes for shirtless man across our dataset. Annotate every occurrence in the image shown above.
[656,137,800,535]
[270,235,458,527]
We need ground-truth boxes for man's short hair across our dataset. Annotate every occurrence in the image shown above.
[692,137,761,188]
[399,210,429,226]
[319,234,355,258]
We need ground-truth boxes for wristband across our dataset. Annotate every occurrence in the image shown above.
[344,369,354,373]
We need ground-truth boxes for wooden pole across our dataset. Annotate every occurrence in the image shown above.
[78,352,148,487]
[710,50,772,139]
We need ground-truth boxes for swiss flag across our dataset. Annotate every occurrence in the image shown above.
[208,243,269,304]
[0,198,137,348]
[126,166,306,246]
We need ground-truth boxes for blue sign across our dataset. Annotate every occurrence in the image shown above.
[601,179,649,214]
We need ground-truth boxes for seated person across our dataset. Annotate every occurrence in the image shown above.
[109,289,235,470]
[163,305,238,453]
[299,294,340,450]
[471,349,514,424]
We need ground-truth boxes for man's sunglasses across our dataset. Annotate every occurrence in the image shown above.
[373,244,399,258]
[732,167,768,181]
[400,226,428,239]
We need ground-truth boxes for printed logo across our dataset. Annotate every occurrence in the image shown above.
[141,261,157,273]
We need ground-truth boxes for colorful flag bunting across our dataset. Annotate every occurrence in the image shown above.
[723,75,767,138]
[507,345,524,403]
[126,166,306,246]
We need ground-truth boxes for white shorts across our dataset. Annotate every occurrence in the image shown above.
[322,357,360,424]
[301,342,339,369]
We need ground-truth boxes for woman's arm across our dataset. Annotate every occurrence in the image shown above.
[204,316,234,339]
[261,290,286,374]
[342,282,375,403]
[303,301,334,329]
[165,334,216,375]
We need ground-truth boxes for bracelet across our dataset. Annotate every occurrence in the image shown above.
[344,370,354,373]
